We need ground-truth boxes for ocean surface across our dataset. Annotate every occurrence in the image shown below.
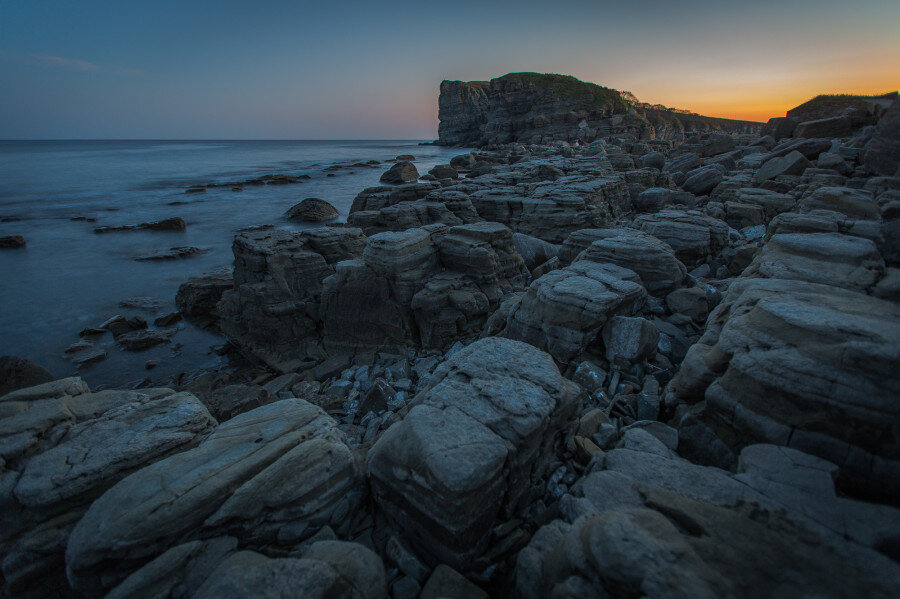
[0,140,469,387]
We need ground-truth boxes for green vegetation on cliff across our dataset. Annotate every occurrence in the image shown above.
[460,72,629,112]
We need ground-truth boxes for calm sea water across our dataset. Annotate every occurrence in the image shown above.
[0,140,468,387]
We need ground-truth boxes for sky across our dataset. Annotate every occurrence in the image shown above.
[0,0,897,139]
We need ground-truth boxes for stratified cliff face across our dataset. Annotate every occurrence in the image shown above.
[437,72,762,146]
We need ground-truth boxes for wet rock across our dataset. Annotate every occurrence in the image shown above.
[0,234,26,248]
[136,245,206,261]
[117,328,176,351]
[428,164,459,179]
[94,217,186,233]
[176,269,234,324]
[0,355,53,396]
[285,198,340,222]
[380,161,419,184]
[421,564,487,599]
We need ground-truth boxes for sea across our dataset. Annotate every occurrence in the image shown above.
[0,140,469,387]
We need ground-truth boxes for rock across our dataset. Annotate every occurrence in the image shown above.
[634,187,674,212]
[575,228,687,295]
[66,399,365,594]
[285,198,340,222]
[154,311,181,327]
[0,380,215,598]
[147,540,386,599]
[497,260,646,362]
[117,328,176,351]
[669,277,900,502]
[794,115,852,139]
[322,223,528,352]
[639,151,665,170]
[380,161,419,184]
[421,565,487,599]
[428,164,459,179]
[763,116,799,140]
[118,296,166,311]
[682,164,725,195]
[367,338,579,569]
[176,269,233,324]
[0,234,26,248]
[93,217,186,234]
[755,150,812,183]
[665,287,709,322]
[0,355,53,396]
[863,97,900,176]
[136,246,206,261]
[512,232,559,271]
[571,361,607,394]
[745,232,883,292]
[520,472,897,598]
[217,226,365,372]
[632,209,730,266]
[208,384,271,420]
[601,316,659,365]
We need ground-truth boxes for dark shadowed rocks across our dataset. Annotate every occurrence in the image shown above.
[380,161,419,184]
[285,198,340,222]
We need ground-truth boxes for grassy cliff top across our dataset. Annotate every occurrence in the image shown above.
[496,72,628,110]
[787,91,897,119]
[454,72,628,111]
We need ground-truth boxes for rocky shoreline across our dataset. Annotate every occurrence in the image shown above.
[2,76,899,598]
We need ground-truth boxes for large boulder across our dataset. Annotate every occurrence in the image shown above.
[285,198,339,222]
[380,161,419,184]
[755,150,812,183]
[217,226,365,371]
[794,115,852,139]
[105,538,386,599]
[574,228,687,295]
[496,260,646,362]
[631,209,730,265]
[0,356,53,396]
[669,277,900,503]
[744,232,883,292]
[682,164,725,196]
[321,223,528,352]
[518,442,900,598]
[367,338,579,569]
[65,399,365,595]
[863,97,900,176]
[0,379,216,598]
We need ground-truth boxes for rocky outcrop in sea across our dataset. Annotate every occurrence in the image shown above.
[2,79,899,598]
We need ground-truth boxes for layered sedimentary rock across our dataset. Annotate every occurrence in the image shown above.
[105,537,386,599]
[631,209,730,265]
[573,228,687,295]
[0,379,216,598]
[65,399,365,595]
[438,73,761,146]
[669,277,900,501]
[321,222,528,352]
[495,260,646,362]
[217,226,366,371]
[518,442,900,598]
[367,338,579,569]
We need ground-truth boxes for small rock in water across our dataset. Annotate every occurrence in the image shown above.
[285,197,339,222]
[118,296,167,311]
[135,246,206,261]
[153,312,182,327]
[0,235,26,248]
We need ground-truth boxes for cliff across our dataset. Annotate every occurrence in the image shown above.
[437,72,762,146]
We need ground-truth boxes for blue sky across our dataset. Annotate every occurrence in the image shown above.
[1,0,897,139]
